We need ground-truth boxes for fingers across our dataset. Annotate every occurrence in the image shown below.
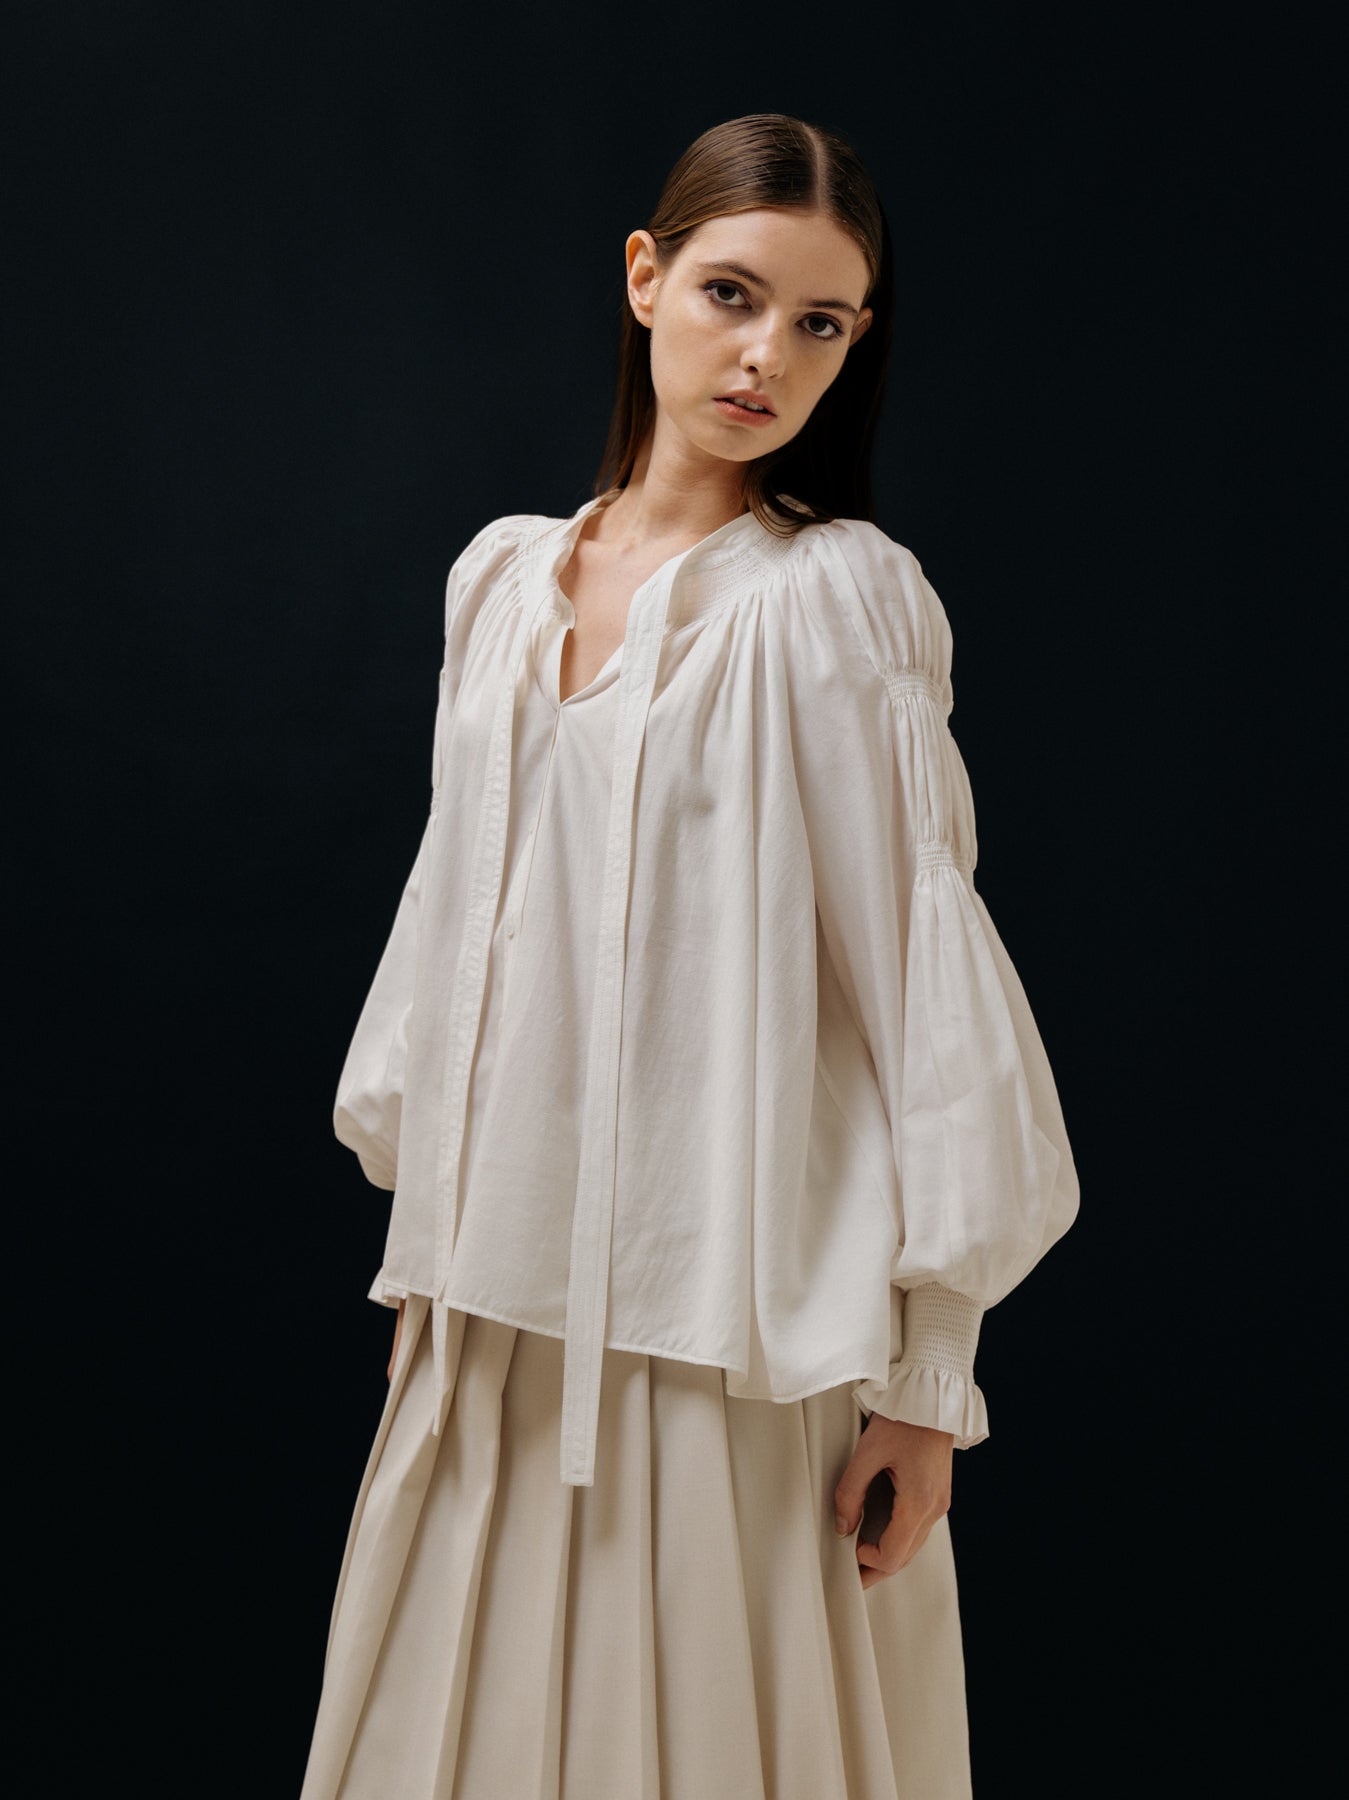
[837,1415,954,1588]
[856,1494,930,1587]
[833,1424,893,1536]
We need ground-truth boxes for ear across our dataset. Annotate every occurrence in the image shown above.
[626,230,661,331]
[849,307,874,348]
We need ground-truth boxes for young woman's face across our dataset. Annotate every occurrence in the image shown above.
[627,207,874,465]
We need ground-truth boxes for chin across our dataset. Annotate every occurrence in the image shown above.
[685,429,760,466]
[701,423,777,462]
[678,404,779,457]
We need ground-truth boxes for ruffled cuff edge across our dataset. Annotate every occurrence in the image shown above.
[851,1362,990,1450]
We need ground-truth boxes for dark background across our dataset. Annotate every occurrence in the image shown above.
[9,3,1334,1794]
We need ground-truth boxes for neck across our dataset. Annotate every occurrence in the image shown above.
[598,421,750,552]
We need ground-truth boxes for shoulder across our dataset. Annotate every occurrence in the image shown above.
[443,510,554,636]
[449,510,550,586]
[803,517,953,689]
[780,516,955,713]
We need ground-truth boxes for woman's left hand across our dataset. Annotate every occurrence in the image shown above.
[834,1413,954,1589]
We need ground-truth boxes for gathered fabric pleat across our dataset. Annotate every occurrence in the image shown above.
[300,1297,971,1800]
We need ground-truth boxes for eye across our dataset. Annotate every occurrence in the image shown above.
[703,281,846,342]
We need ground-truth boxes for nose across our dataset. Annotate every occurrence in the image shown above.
[741,317,788,383]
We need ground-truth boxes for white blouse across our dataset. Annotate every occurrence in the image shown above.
[334,492,1080,1486]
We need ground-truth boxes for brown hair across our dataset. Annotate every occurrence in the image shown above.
[594,112,894,536]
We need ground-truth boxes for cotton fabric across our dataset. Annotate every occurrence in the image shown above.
[299,1295,972,1800]
[333,492,1080,1487]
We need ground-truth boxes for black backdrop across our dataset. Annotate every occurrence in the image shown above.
[9,4,1334,1794]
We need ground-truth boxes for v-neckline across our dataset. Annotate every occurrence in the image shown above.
[535,490,786,710]
[541,580,624,710]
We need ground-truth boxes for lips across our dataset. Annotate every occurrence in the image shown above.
[717,392,775,415]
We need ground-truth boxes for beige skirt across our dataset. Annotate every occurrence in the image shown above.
[299,1296,971,1800]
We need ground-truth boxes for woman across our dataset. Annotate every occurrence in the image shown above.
[300,112,1079,1799]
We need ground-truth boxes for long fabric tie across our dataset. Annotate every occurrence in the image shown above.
[556,553,680,1485]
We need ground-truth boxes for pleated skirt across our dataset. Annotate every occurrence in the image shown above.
[299,1296,972,1800]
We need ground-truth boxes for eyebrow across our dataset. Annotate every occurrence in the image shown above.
[694,260,860,318]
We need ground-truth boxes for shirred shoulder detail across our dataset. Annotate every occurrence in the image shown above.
[802,517,957,712]
[442,513,543,664]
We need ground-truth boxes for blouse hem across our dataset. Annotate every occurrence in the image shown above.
[366,1270,989,1419]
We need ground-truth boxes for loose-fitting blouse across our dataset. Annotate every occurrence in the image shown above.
[333,493,1080,1486]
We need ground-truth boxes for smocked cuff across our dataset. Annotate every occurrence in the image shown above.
[852,1284,990,1449]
